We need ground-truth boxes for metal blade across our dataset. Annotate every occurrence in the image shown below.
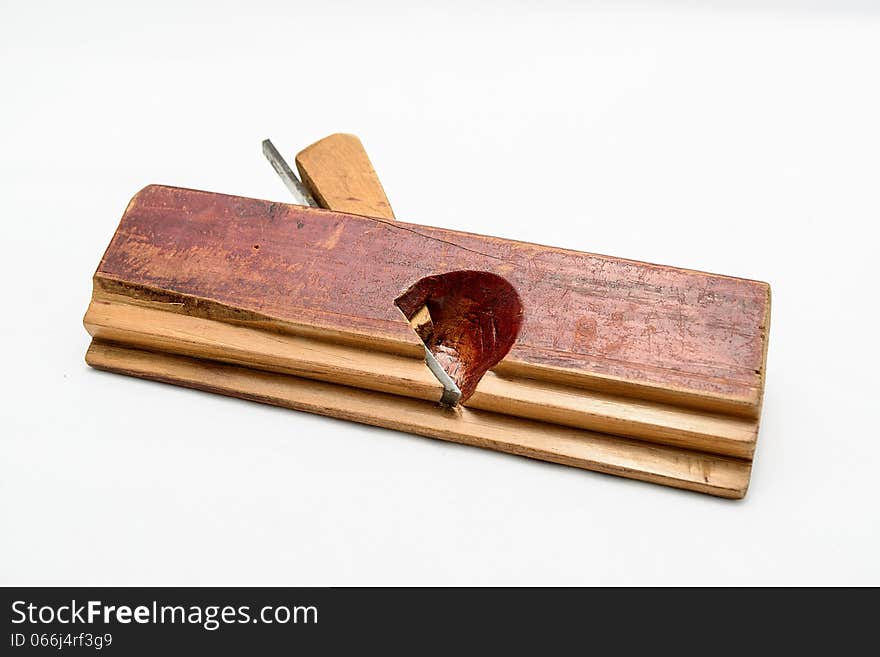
[422,346,462,407]
[261,139,318,207]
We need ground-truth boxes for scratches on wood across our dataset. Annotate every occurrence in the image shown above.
[96,184,771,416]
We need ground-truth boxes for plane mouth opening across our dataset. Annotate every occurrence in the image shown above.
[394,270,524,407]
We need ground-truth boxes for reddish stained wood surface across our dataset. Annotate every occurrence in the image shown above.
[95,185,770,415]
[395,271,524,402]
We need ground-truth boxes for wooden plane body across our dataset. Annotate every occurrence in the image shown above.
[85,184,770,498]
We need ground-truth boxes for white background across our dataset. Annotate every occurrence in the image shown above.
[2,0,878,586]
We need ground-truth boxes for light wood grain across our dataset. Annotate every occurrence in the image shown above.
[470,373,757,458]
[84,295,758,458]
[85,340,752,499]
[84,294,442,401]
[295,133,395,220]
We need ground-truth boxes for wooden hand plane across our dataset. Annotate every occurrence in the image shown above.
[84,134,771,498]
